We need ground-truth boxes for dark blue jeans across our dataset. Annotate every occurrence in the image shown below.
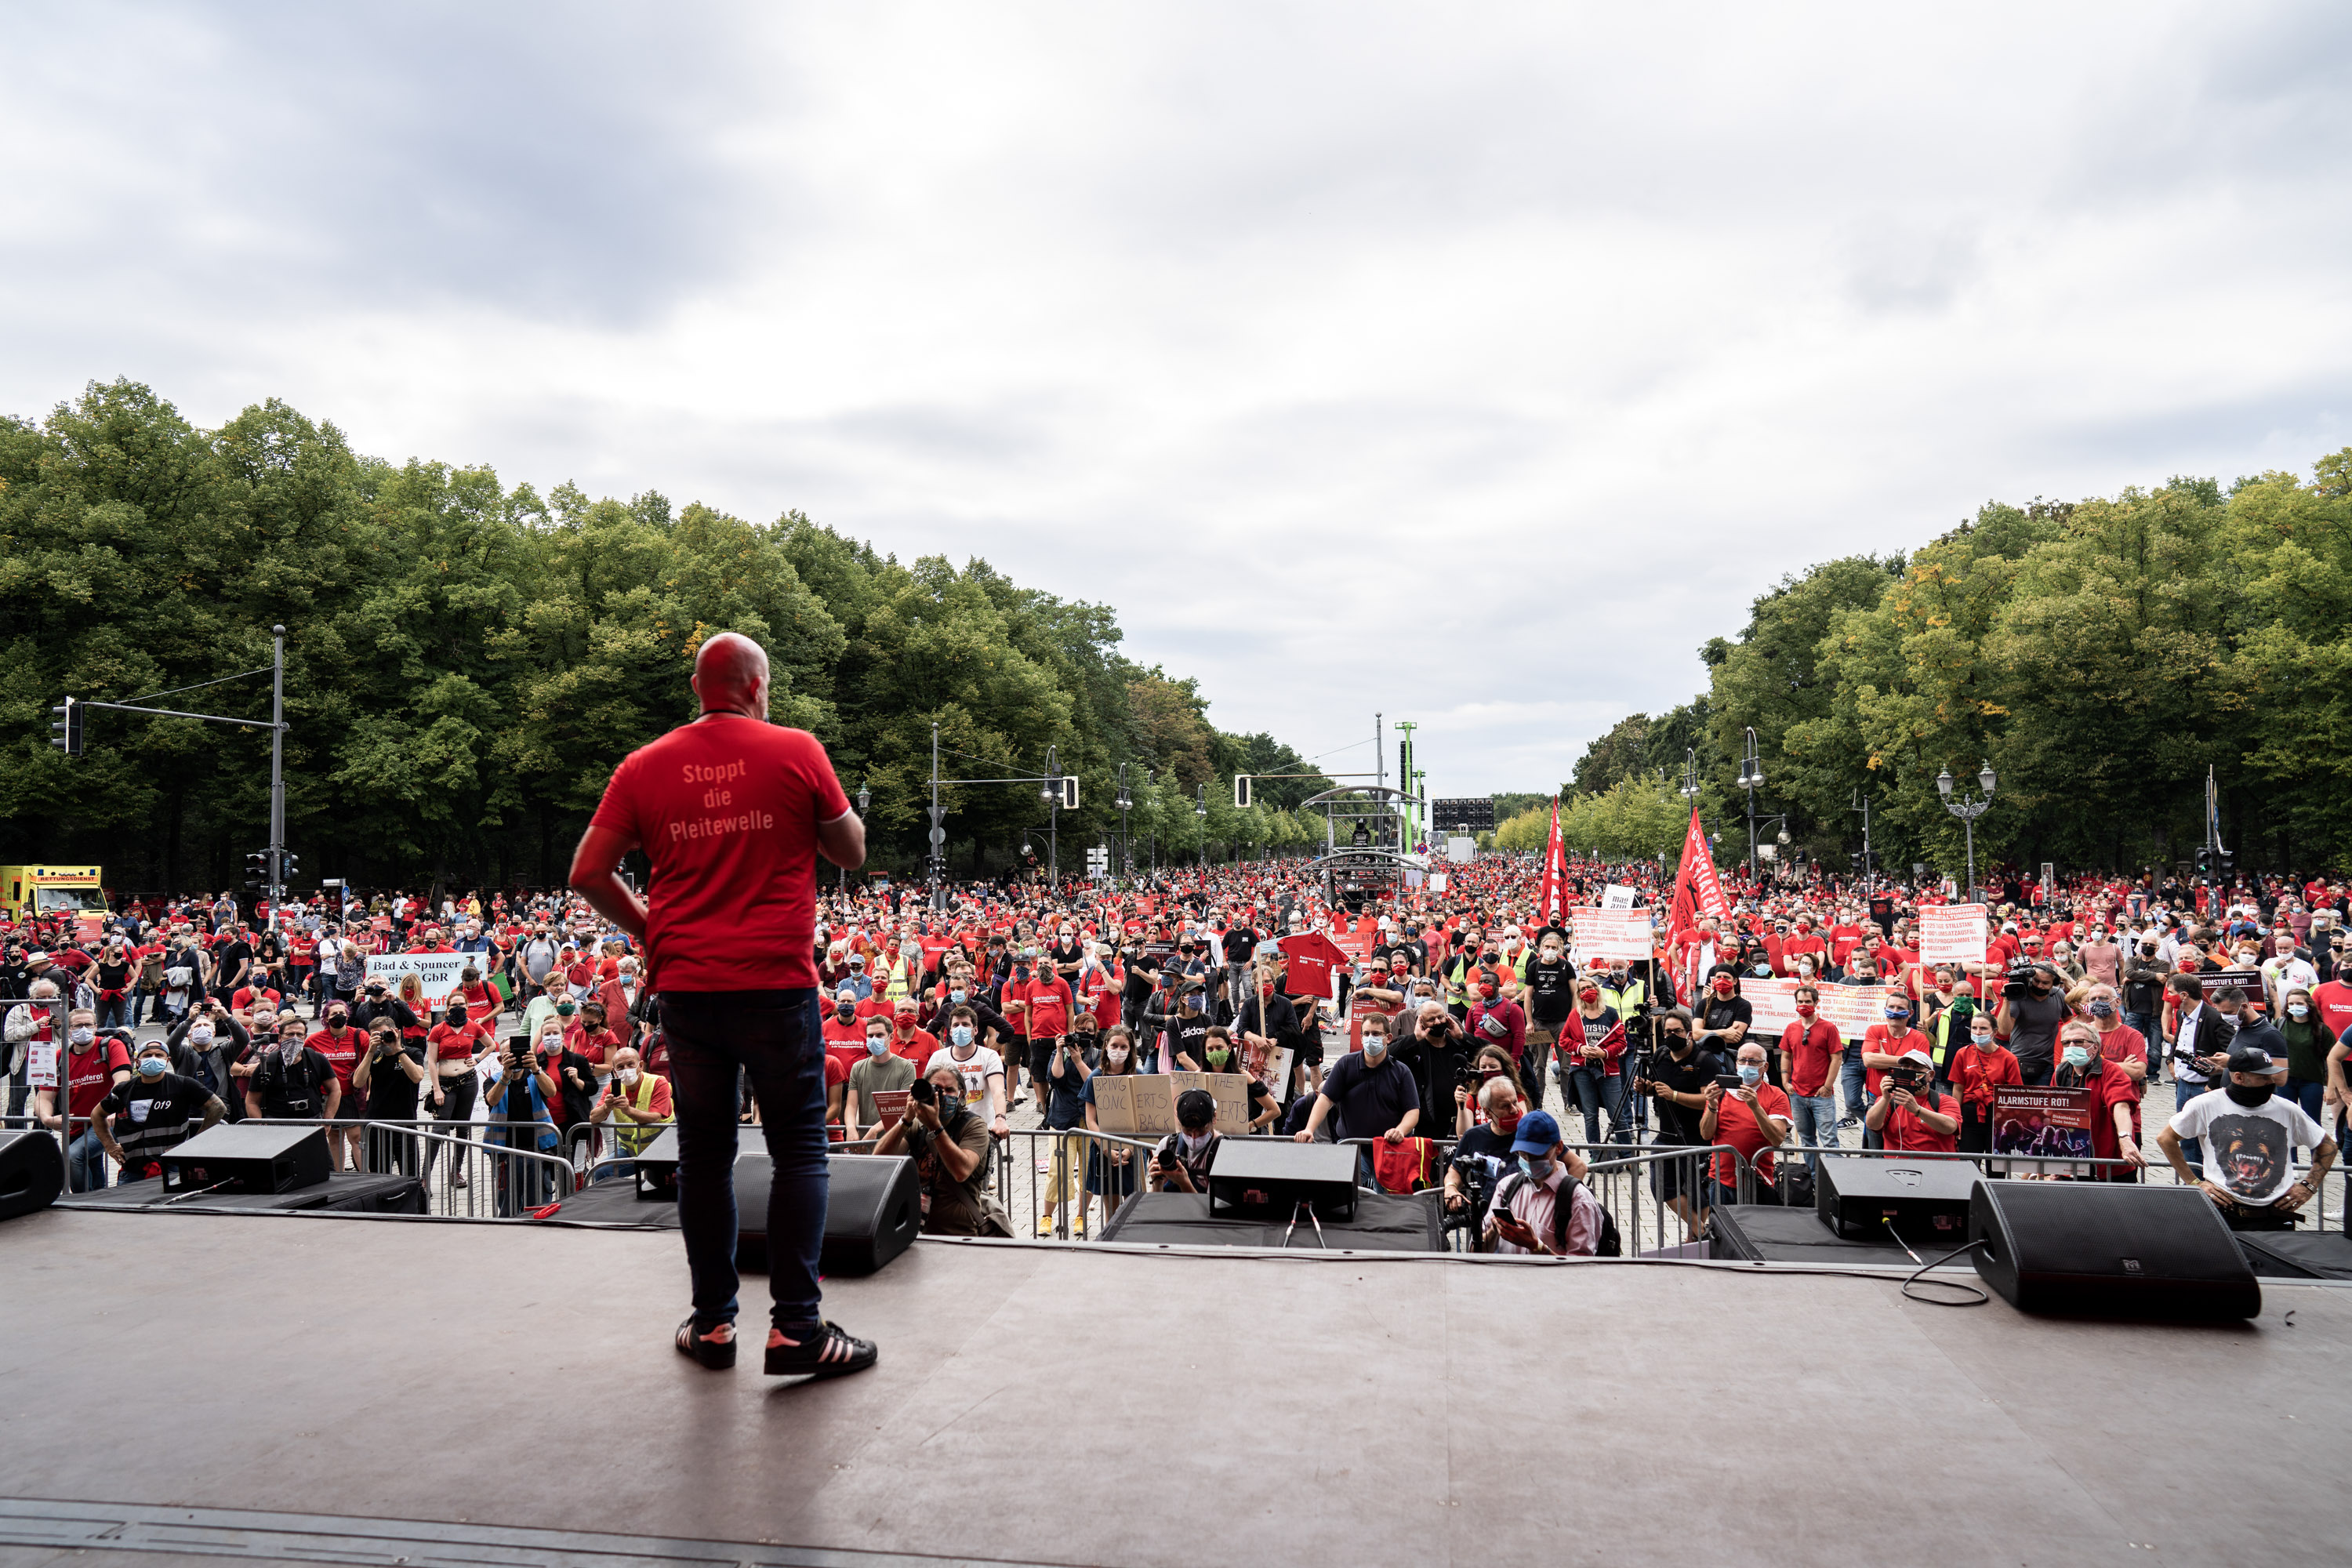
[662,989,829,1332]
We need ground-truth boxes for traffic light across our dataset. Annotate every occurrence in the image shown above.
[243,850,270,891]
[49,699,82,756]
[1233,775,1253,809]
[2194,847,2212,877]
[2217,848,2236,878]
[281,851,300,883]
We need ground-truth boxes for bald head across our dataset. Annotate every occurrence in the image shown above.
[691,633,770,718]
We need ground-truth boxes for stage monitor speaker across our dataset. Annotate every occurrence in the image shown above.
[0,1129,65,1220]
[634,1127,681,1199]
[1207,1138,1358,1221]
[161,1123,329,1196]
[732,1151,921,1277]
[1815,1155,1975,1242]
[1969,1179,2260,1321]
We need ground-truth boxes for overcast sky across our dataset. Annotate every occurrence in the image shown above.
[6,2,2348,797]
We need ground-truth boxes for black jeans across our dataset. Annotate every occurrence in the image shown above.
[662,989,830,1331]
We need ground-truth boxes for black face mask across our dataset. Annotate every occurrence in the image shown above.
[1668,1035,1693,1056]
[2225,1082,2274,1108]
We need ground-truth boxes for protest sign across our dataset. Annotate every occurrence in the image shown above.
[1740,979,1888,1042]
[1990,1084,2097,1175]
[1570,907,1651,965]
[1920,905,1988,967]
[1602,884,1638,909]
[365,952,470,1004]
[870,1089,910,1132]
[1087,1072,1250,1138]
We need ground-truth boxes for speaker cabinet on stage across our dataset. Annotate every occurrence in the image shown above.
[732,1151,921,1277]
[161,1123,329,1196]
[634,1127,681,1199]
[0,1129,65,1221]
[1969,1179,2260,1321]
[1207,1138,1359,1221]
[1815,1155,1975,1242]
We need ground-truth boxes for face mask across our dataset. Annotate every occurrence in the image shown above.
[1206,1047,1231,1067]
[1362,1035,1388,1058]
[951,1025,974,1048]
[1737,1064,1762,1086]
[866,1035,890,1057]
[1105,1047,1129,1065]
[1885,1012,1909,1025]
[2087,999,2114,1018]
[1478,984,1497,1000]
[279,1034,307,1062]
[1517,1154,1555,1182]
[189,1025,213,1044]
[2289,1004,2310,1020]
[136,1054,168,1078]
[556,1002,577,1016]
[949,989,967,1004]
[2224,1081,2273,1108]
[1181,994,1200,1013]
[1022,947,1038,960]
[619,1066,641,1087]
[1258,983,1275,999]
[447,1008,467,1025]
[1578,987,1599,1004]
[1971,1030,1994,1047]
[2061,1044,2092,1071]
[326,1011,348,1026]
[1714,980,1734,996]
[70,1027,93,1046]
[1541,950,1563,965]
[1795,1003,1817,1018]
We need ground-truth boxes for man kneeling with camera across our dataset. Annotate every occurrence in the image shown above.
[874,1064,1001,1236]
[1864,1048,1960,1153]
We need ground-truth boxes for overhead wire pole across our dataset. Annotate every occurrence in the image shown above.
[270,625,285,899]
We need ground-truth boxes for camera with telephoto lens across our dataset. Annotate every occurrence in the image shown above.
[2001,963,2038,998]
[1443,1151,1500,1232]
[907,1076,937,1106]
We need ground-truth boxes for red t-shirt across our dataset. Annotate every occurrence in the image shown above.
[2074,1060,2140,1156]
[589,713,851,991]
[1779,1018,1843,1098]
[426,1022,489,1066]
[1007,975,1075,1041]
[1711,1083,1792,1185]
[889,1025,938,1068]
[1882,1091,1961,1152]
[64,1040,132,1120]
[1950,1041,2021,1109]
[1861,1025,1932,1096]
[2311,980,2352,1045]
[307,1025,366,1089]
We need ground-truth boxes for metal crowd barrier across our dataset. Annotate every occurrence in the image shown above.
[989,1126,1166,1240]
[236,1116,572,1218]
[1336,1134,1745,1256]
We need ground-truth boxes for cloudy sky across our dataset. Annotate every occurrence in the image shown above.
[6,2,2348,796]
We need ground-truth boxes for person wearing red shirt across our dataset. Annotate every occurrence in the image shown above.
[569,630,877,1379]
[1700,1041,1791,1204]
[36,1008,132,1191]
[1947,1013,2021,1152]
[1781,919,1828,977]
[1866,1049,1961,1152]
[884,998,936,1069]
[820,986,869,1076]
[1857,995,1932,1152]
[1004,964,1076,1108]
[566,1000,624,1077]
[307,1004,370,1172]
[1777,986,1844,1165]
[2312,974,2352,1051]
[2054,1022,2147,1180]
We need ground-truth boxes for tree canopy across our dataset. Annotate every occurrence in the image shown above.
[0,379,1334,891]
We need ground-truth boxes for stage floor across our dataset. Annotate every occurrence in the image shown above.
[2,1207,2345,1568]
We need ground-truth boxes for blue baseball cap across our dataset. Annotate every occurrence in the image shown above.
[1509,1109,1561,1155]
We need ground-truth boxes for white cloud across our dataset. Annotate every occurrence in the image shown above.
[5,0,2348,799]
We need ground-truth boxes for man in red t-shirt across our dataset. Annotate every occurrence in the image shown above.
[1777,986,1844,1162]
[1700,1041,1791,1204]
[570,631,877,1378]
[307,1004,370,1171]
[1866,1049,1961,1152]
[36,1008,132,1191]
[2054,1022,2147,1181]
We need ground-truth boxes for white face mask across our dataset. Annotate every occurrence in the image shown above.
[619,1066,641,1086]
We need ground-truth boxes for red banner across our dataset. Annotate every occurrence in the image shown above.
[1537,799,1567,929]
[1670,806,1732,934]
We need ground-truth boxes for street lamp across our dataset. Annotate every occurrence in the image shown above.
[1679,746,1700,804]
[1114,762,1133,877]
[845,781,870,891]
[1041,744,1059,886]
[1736,727,1765,880]
[1194,781,1209,865]
[1936,760,1997,900]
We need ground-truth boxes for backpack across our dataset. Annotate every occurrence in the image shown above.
[1492,1170,1622,1258]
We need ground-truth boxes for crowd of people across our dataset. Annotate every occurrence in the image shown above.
[3,854,2344,1254]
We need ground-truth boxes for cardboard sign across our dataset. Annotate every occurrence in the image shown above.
[1089,1072,1250,1138]
[1990,1084,2096,1175]
[1570,907,1652,964]
[1602,884,1639,910]
[364,952,470,1004]
[1920,905,1988,967]
[871,1089,910,1131]
[1741,979,1889,1042]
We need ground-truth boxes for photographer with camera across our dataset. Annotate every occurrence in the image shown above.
[1441,1073,1525,1229]
[873,1065,998,1235]
[352,1018,426,1174]
[1997,963,2069,1086]
[589,1044,675,1180]
[1862,1049,1959,1153]
[1699,1041,1791,1210]
[1149,1087,1225,1194]
[1857,995,1932,1152]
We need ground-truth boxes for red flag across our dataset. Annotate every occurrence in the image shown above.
[1537,798,1567,929]
[1671,805,1732,935]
